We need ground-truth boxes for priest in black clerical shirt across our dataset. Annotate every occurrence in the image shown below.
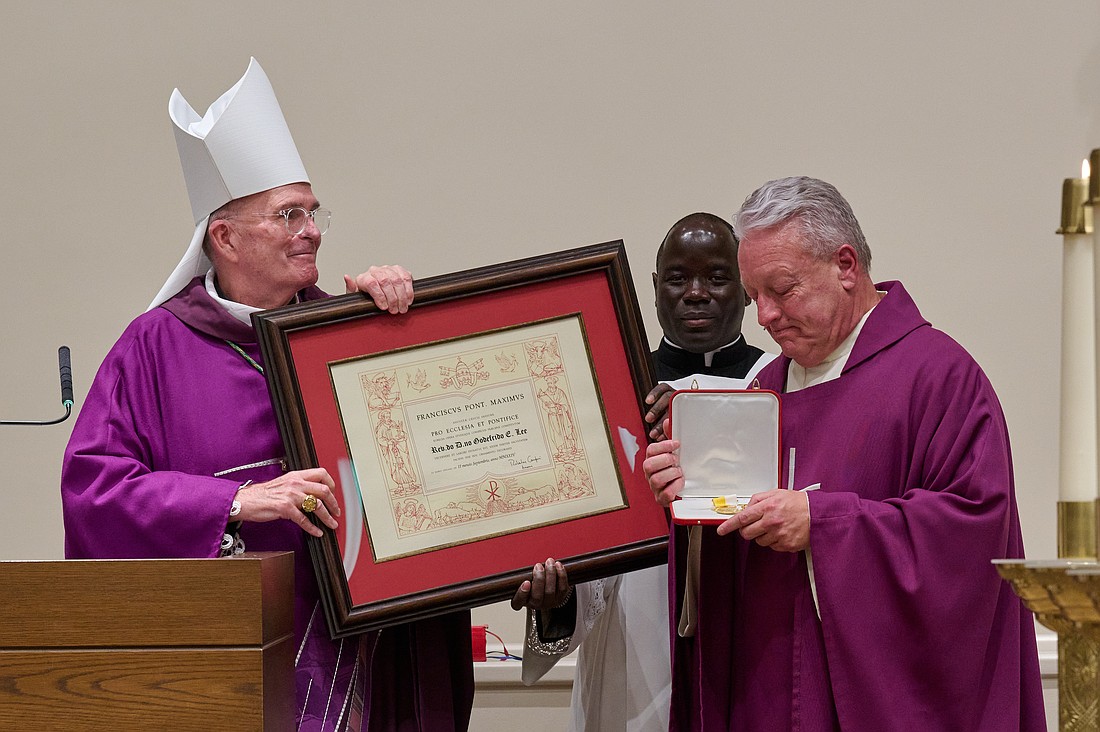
[514,212,773,732]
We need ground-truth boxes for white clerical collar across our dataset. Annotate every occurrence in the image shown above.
[787,293,884,392]
[205,269,264,326]
[662,335,743,367]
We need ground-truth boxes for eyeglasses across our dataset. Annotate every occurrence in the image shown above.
[229,207,332,236]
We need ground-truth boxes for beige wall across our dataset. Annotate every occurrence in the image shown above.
[1,8,1096,720]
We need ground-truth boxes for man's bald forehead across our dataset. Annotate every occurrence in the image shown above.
[656,212,738,269]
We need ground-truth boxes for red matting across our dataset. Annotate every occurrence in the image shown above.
[287,270,667,604]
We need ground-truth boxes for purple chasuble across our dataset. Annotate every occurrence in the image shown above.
[667,281,1044,731]
[62,277,474,731]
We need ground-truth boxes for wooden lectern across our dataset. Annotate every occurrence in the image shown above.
[0,551,295,731]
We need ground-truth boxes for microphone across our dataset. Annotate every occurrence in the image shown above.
[0,346,76,426]
[59,345,74,408]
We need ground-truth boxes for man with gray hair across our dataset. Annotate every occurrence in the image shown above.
[644,177,1044,730]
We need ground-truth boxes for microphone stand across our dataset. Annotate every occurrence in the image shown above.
[0,346,75,426]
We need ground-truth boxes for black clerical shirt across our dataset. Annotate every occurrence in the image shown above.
[652,337,767,382]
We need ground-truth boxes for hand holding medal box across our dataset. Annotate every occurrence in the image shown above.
[667,388,782,526]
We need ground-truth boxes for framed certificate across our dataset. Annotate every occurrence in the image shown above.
[254,240,667,637]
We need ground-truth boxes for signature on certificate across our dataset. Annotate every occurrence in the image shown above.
[509,454,545,469]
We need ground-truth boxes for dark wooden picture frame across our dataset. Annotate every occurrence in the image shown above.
[254,240,666,638]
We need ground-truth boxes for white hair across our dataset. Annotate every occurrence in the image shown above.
[733,176,871,271]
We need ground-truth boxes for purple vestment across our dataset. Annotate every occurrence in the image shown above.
[62,277,474,731]
[669,281,1044,731]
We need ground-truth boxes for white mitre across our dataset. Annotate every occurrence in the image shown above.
[148,57,310,310]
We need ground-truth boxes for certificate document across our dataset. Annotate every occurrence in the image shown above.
[330,314,626,561]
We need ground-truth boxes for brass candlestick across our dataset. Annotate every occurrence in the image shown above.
[1057,162,1096,561]
[998,163,1100,729]
[1061,177,1092,236]
[1059,501,1098,559]
[1089,148,1099,207]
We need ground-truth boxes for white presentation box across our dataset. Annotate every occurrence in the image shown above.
[668,388,782,526]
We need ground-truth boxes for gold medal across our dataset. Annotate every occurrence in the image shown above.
[711,494,743,515]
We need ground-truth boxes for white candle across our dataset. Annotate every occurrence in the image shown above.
[1060,160,1096,501]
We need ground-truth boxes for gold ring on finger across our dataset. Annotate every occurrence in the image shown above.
[301,495,319,513]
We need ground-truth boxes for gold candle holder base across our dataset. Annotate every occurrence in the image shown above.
[996,560,1100,730]
[1058,501,1098,559]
